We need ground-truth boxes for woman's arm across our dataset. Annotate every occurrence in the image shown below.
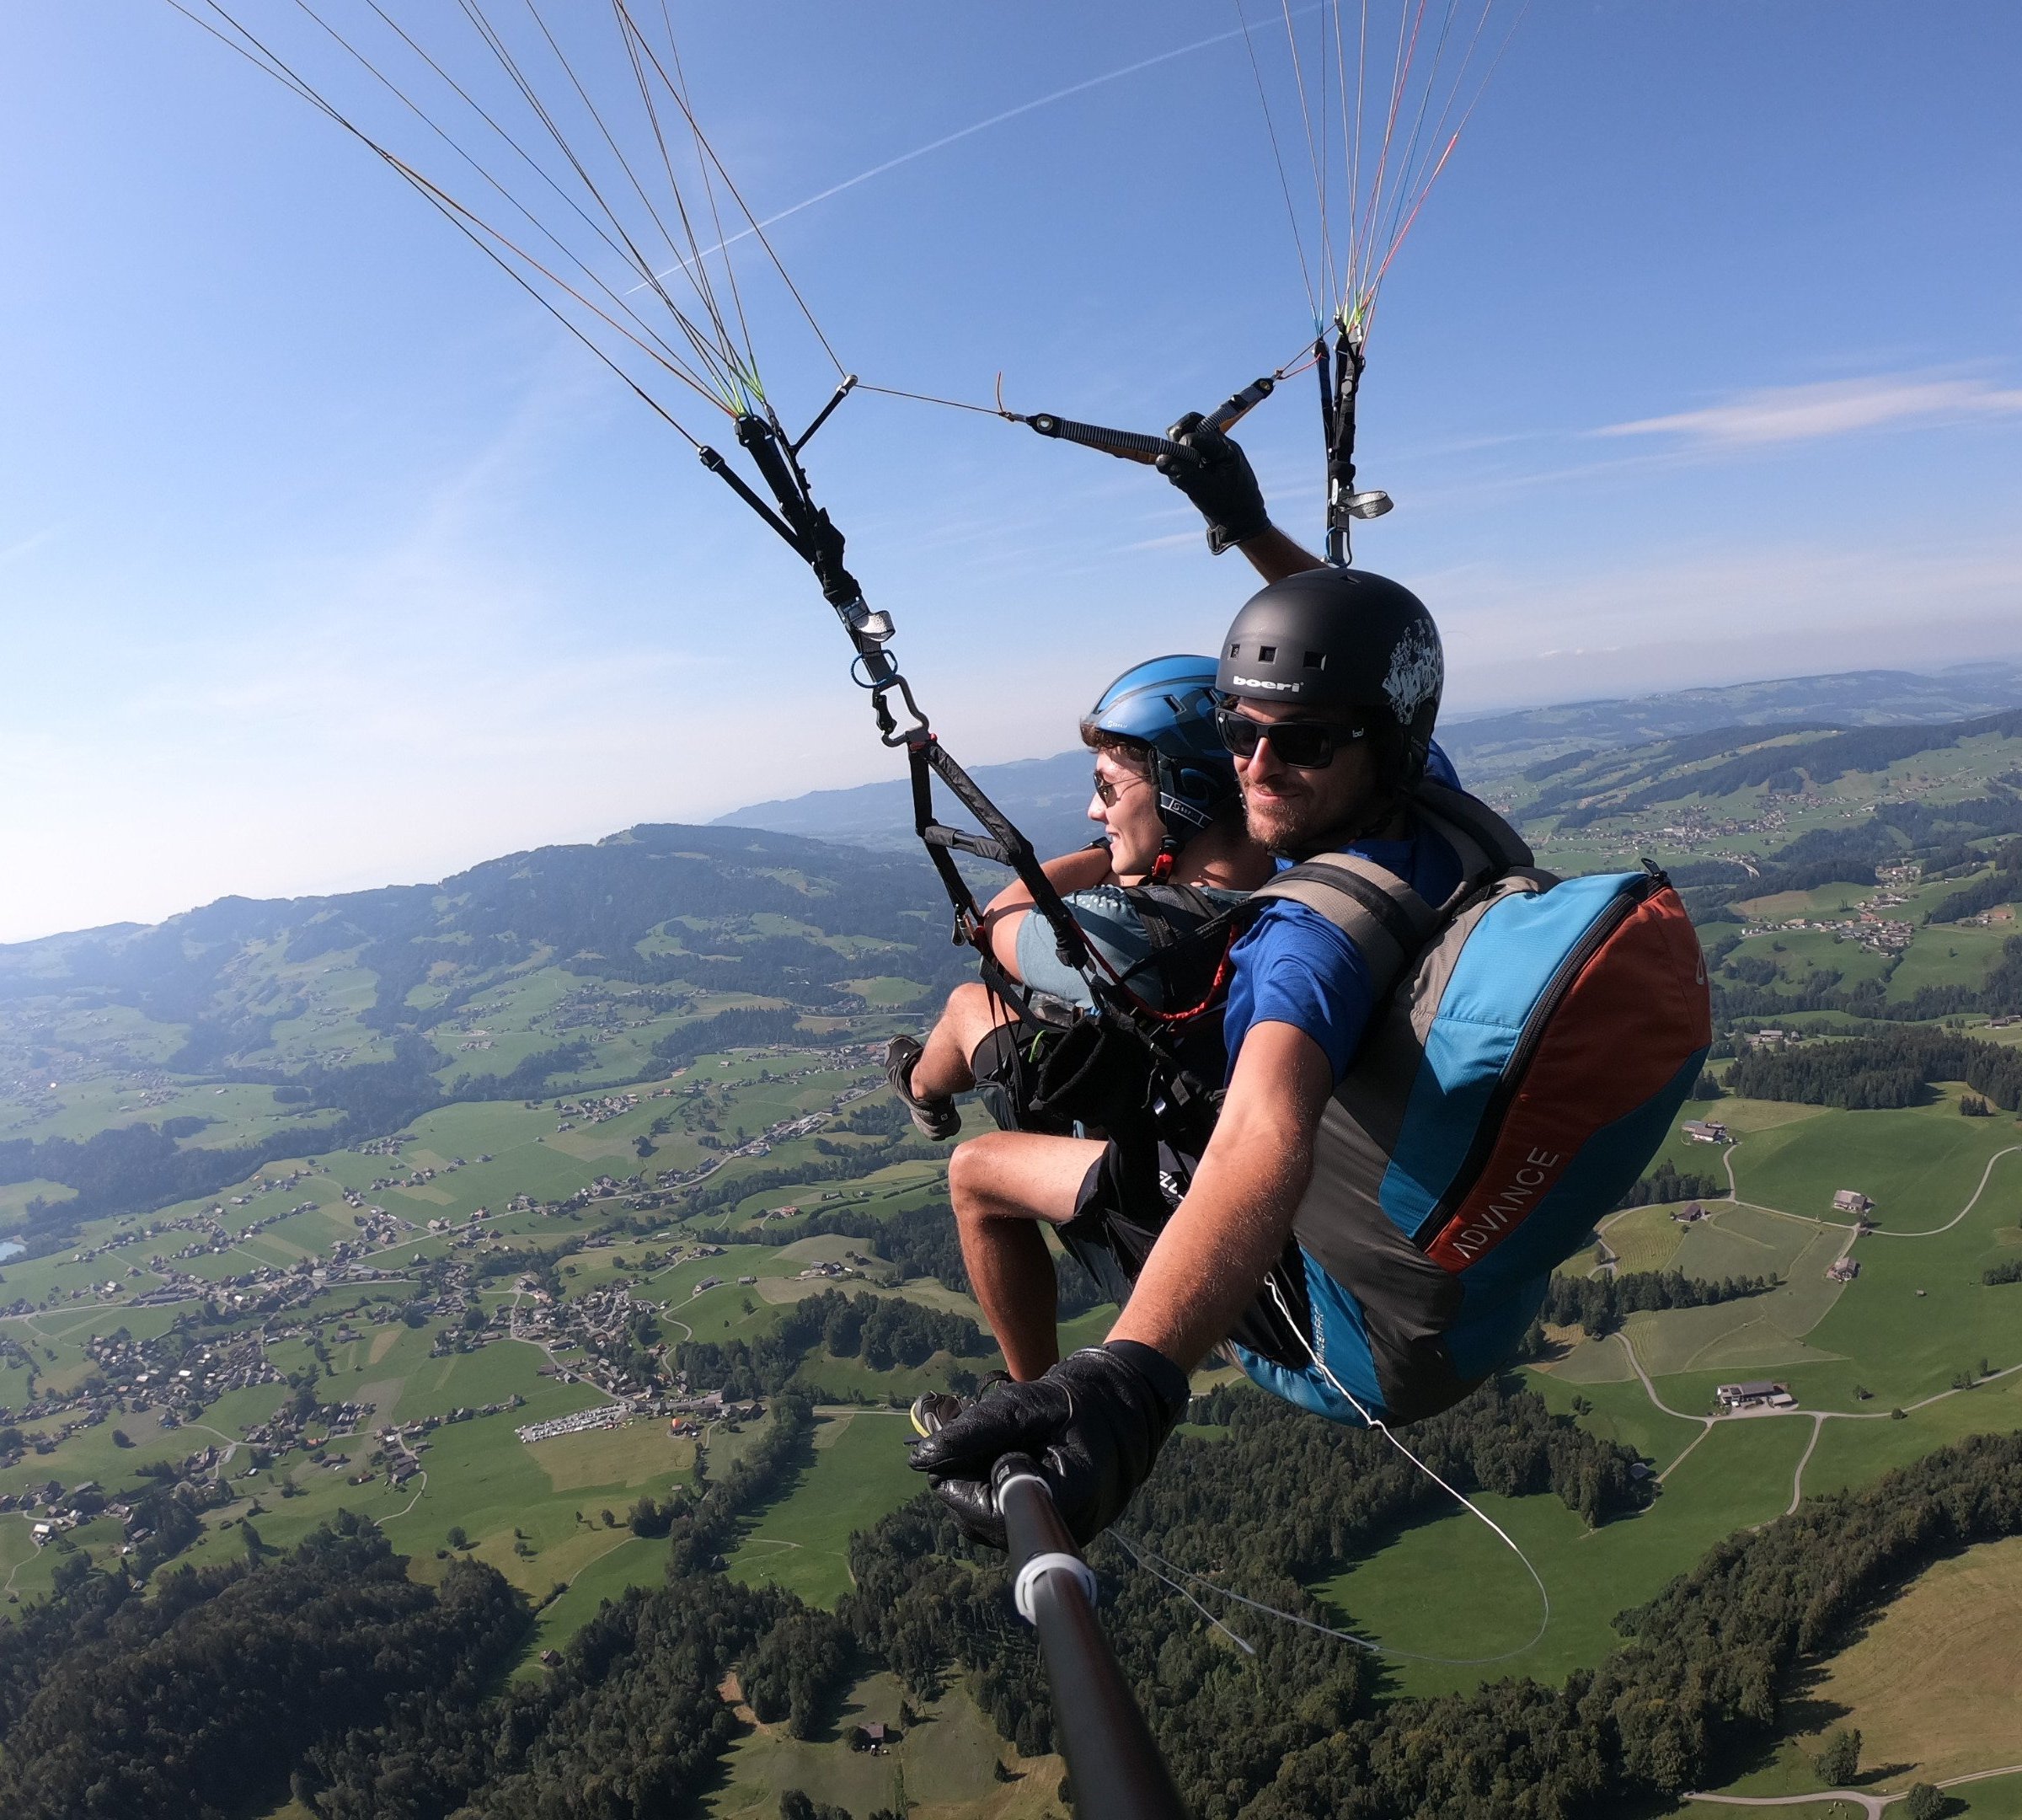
[979,844,1115,976]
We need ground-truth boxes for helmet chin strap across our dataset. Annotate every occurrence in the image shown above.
[1149,753,1216,880]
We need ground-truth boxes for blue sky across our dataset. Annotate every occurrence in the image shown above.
[3,1,2019,942]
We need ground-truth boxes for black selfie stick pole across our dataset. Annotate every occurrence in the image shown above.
[992,1454,1188,1820]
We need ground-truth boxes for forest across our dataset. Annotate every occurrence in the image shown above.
[1727,1026,2022,1111]
[3,1381,2018,1819]
[673,1288,990,1399]
[0,1513,526,1819]
[1533,1267,1775,1339]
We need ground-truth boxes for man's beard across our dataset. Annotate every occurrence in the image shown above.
[1244,790,1324,858]
[1244,776,1389,856]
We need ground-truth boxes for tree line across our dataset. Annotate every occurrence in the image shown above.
[842,1394,2022,1820]
[675,1288,989,1400]
[1535,1268,1774,1339]
[1928,838,2022,923]
[1613,1158,1724,1209]
[665,1393,816,1579]
[1728,1025,2022,1111]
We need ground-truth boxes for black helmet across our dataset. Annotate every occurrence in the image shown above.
[1215,568,1443,786]
[1081,655,1241,846]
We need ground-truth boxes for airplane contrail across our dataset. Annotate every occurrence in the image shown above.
[640,12,1313,286]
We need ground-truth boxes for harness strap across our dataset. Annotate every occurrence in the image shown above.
[1125,883,1219,952]
[1412,782,1534,886]
[1249,856,1436,998]
[1244,787,1534,996]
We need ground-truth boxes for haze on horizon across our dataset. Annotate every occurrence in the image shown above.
[3,1,2019,945]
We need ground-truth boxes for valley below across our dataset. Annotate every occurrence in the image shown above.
[3,684,2021,1819]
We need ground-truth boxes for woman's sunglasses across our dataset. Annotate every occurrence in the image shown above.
[1216,709,1366,770]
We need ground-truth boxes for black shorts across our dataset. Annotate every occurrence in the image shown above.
[967,1014,1162,1141]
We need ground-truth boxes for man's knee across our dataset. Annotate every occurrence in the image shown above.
[951,1132,1095,1230]
[949,1132,1009,1217]
[938,980,997,1049]
[950,1131,1053,1219]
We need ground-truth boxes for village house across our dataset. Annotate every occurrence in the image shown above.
[1715,1380,1796,1412]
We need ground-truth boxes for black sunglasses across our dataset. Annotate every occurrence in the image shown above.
[1216,708,1367,769]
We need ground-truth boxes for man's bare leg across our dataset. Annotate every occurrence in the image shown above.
[948,1130,1105,1381]
[910,981,1012,1102]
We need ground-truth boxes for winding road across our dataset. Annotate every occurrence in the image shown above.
[1686,1760,2022,1815]
[1603,1132,2022,1510]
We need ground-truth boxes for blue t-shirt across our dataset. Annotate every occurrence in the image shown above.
[1222,738,1463,1085]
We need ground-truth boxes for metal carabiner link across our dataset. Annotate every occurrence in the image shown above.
[872,674,932,747]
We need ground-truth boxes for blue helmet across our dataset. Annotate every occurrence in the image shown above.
[1080,654,1241,846]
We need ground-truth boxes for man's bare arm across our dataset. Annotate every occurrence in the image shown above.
[1235,526,1328,585]
[979,845,1114,974]
[1106,1020,1336,1369]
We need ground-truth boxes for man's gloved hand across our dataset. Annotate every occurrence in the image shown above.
[1157,413,1270,554]
[907,1341,1191,1549]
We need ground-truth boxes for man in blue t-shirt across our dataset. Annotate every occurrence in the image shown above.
[913,560,1468,1547]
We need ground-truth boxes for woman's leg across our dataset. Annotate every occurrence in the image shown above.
[909,981,1013,1101]
[947,1129,1105,1380]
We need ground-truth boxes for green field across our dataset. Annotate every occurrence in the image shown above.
[1307,1413,1810,1700]
[725,1409,923,1607]
[704,1668,1062,1820]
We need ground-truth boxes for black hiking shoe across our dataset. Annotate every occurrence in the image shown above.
[885,1034,960,1142]
[908,1371,1014,1439]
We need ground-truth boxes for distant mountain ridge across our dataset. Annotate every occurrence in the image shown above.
[719,662,2022,853]
[1438,662,2022,778]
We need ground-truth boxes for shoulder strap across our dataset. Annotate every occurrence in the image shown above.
[1410,781,1534,895]
[1245,785,1534,994]
[1115,883,1246,1007]
[1121,881,1218,952]
[1248,855,1438,997]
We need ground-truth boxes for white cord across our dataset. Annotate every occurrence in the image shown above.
[1112,1534,1258,1655]
[1116,1307,1554,1667]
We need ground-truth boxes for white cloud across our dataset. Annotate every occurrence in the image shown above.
[0,522,65,566]
[1597,373,2022,448]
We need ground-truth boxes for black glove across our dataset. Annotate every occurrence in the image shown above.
[1156,413,1270,554]
[908,1341,1190,1548]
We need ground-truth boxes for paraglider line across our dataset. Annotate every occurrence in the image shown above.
[636,8,1324,286]
[1116,1303,1553,1668]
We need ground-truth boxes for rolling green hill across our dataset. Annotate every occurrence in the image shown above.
[0,826,975,1254]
